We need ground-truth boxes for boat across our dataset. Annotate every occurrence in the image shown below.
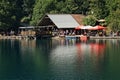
[65,36,76,40]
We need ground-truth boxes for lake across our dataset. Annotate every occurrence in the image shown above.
[0,39,120,80]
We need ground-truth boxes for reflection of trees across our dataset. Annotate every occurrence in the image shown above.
[0,39,53,79]
[0,40,22,78]
[20,39,52,75]
[102,39,120,79]
[0,39,120,79]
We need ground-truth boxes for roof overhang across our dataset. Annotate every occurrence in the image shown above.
[19,26,35,29]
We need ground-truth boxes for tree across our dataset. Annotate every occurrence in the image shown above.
[21,0,35,25]
[30,0,46,25]
[89,0,109,19]
[83,15,96,26]
[74,0,90,15]
[0,1,16,30]
[105,0,120,31]
[22,0,35,16]
[0,0,26,32]
[106,9,120,31]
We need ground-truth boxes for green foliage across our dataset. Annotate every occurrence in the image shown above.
[30,0,45,25]
[31,0,89,25]
[22,0,35,16]
[0,0,35,31]
[106,9,120,31]
[83,15,96,26]
[1,0,120,31]
[74,0,90,15]
[21,0,35,26]
[105,0,120,30]
[0,1,16,30]
[89,0,109,19]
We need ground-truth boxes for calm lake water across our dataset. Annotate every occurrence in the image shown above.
[0,39,120,80]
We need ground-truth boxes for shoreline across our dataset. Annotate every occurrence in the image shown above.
[52,35,120,40]
[1,35,120,40]
[0,35,36,40]
[90,36,120,39]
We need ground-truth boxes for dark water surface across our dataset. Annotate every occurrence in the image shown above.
[0,39,120,80]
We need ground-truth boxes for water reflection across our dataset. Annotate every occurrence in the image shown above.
[50,39,105,80]
[0,39,51,79]
[0,39,120,80]
[49,39,120,80]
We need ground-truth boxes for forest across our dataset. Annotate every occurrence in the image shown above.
[0,0,120,32]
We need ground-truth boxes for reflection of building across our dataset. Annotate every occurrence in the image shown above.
[20,40,36,52]
[91,43,105,54]
[49,45,78,79]
[76,42,106,57]
[50,40,106,80]
[76,42,106,79]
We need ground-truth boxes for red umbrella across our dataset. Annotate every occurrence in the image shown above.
[90,25,106,30]
[75,25,84,30]
[82,25,93,29]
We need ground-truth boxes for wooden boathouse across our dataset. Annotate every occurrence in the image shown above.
[37,14,85,39]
